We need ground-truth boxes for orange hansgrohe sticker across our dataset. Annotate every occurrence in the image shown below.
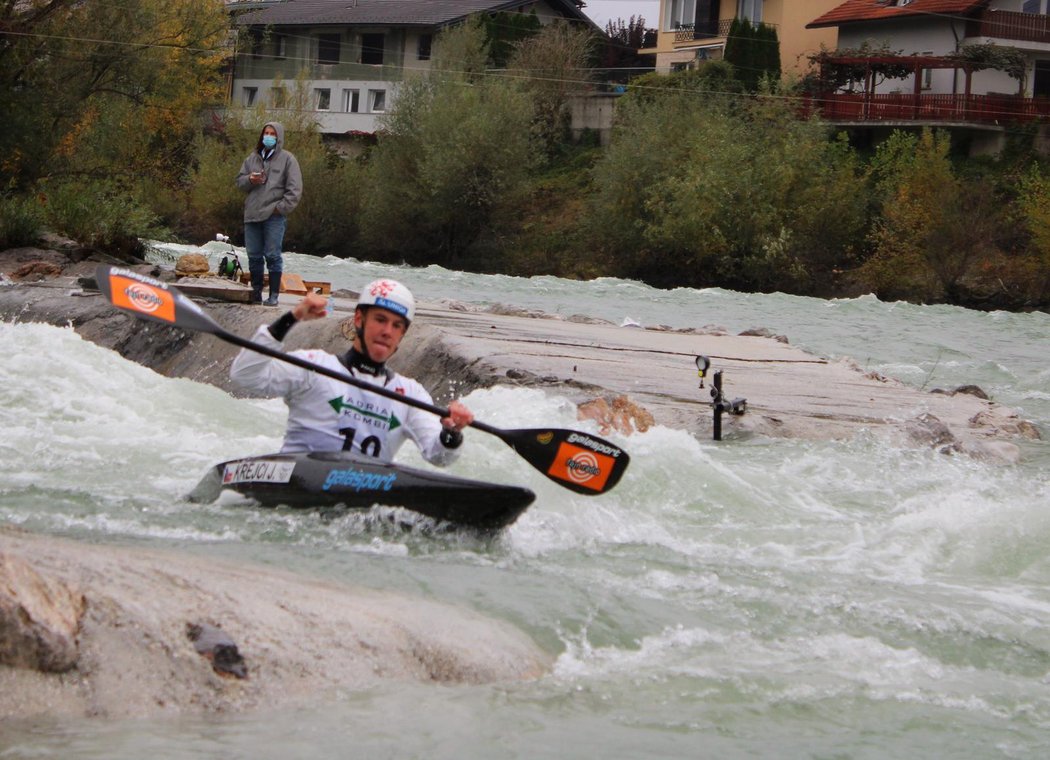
[111,275,176,323]
[546,442,615,491]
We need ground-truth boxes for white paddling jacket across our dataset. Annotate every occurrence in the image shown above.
[230,325,461,466]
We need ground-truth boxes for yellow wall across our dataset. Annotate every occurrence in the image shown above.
[768,0,840,77]
[650,0,840,77]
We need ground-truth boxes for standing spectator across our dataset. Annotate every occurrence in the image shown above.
[236,122,303,305]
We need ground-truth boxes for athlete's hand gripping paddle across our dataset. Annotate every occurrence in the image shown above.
[95,265,630,495]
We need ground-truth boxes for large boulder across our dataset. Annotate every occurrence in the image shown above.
[174,253,212,277]
[0,530,551,720]
[0,552,86,672]
[0,247,70,279]
[10,261,63,281]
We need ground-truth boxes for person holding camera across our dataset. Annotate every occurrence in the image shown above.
[235,122,303,305]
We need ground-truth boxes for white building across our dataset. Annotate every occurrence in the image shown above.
[228,0,600,134]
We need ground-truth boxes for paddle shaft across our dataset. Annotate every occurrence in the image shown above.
[214,325,504,438]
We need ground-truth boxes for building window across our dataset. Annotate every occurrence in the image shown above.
[369,89,386,112]
[249,29,264,59]
[270,86,287,109]
[666,0,696,30]
[1035,60,1050,97]
[274,35,287,59]
[243,87,257,107]
[1022,0,1040,13]
[317,33,341,65]
[737,0,762,23]
[361,33,385,65]
[921,52,933,90]
[343,88,360,113]
[418,34,432,61]
[315,88,331,111]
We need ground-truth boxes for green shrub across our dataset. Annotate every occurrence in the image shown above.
[361,22,537,266]
[38,179,167,254]
[0,193,45,249]
[187,125,250,244]
[586,95,866,292]
[285,143,364,258]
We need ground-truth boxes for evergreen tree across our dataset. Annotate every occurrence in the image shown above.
[760,24,782,85]
[723,18,750,89]
[724,18,780,92]
[481,11,543,68]
[600,16,657,84]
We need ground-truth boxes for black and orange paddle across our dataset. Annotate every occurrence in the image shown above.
[95,265,630,495]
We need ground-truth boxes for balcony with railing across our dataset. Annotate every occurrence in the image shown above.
[967,9,1050,45]
[801,92,1050,125]
[672,19,734,44]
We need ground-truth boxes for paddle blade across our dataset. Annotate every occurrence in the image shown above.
[95,264,220,335]
[498,428,629,495]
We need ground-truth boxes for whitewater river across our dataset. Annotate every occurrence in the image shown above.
[1,244,1049,758]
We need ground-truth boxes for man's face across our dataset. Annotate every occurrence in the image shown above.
[354,307,408,363]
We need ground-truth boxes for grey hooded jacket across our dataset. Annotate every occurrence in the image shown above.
[235,122,303,223]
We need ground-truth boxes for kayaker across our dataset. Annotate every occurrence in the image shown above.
[235,121,303,306]
[230,278,474,465]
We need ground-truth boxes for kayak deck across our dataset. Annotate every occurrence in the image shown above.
[188,451,535,531]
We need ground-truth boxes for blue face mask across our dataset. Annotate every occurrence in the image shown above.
[262,135,277,149]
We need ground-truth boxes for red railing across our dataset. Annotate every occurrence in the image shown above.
[802,92,1050,124]
[970,9,1050,44]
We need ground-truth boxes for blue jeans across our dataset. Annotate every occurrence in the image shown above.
[244,214,286,278]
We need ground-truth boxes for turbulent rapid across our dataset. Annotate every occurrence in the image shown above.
[1,244,1048,758]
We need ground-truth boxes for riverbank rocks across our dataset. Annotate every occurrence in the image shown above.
[11,260,63,281]
[174,253,212,277]
[0,529,551,721]
[738,327,790,344]
[0,552,86,673]
[0,247,70,280]
[577,395,655,435]
[187,622,248,679]
[905,413,960,452]
[970,410,1042,440]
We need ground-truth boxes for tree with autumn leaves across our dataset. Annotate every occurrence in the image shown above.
[1,0,228,249]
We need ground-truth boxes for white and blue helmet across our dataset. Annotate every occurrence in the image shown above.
[356,279,415,324]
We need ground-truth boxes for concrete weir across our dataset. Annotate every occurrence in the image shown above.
[403,301,1041,461]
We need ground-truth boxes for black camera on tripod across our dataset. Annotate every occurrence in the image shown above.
[696,355,747,441]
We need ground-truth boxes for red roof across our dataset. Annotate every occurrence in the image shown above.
[808,0,989,29]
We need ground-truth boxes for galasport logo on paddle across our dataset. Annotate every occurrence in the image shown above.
[546,433,621,492]
[110,270,176,323]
